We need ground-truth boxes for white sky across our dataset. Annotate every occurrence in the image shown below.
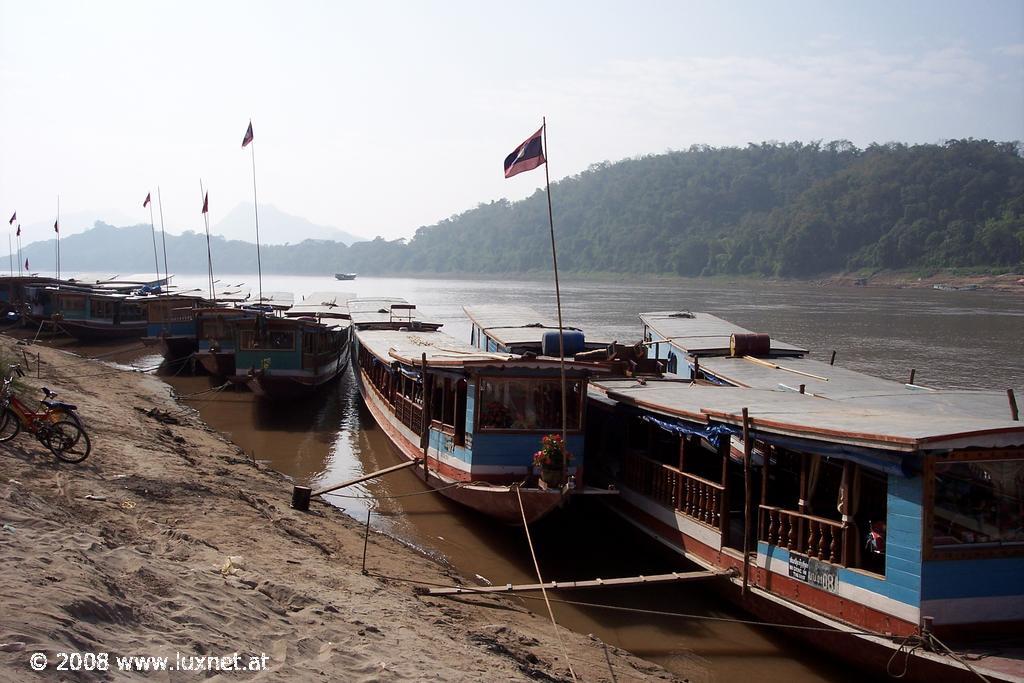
[1,0,1022,243]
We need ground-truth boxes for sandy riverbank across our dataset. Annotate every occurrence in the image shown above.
[0,337,678,682]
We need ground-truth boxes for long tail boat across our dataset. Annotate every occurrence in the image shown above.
[239,291,352,399]
[582,310,1024,683]
[349,298,617,525]
[139,290,214,360]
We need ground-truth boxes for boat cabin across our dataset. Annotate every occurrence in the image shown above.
[464,304,613,356]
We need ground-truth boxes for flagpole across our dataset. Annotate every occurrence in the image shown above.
[16,227,22,278]
[55,195,60,284]
[8,232,12,277]
[540,117,569,485]
[200,180,216,300]
[157,186,169,287]
[147,193,161,287]
[249,128,264,305]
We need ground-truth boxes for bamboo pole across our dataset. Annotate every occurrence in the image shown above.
[157,187,169,285]
[742,355,829,381]
[542,117,568,487]
[311,458,421,498]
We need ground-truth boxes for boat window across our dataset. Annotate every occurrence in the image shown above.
[932,459,1024,548]
[60,294,86,311]
[476,377,582,431]
[240,330,295,351]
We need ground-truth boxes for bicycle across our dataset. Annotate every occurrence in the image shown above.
[0,364,91,463]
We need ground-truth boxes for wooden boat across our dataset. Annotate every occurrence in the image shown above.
[192,289,290,377]
[34,284,147,342]
[139,291,214,360]
[334,273,357,281]
[582,310,1024,682]
[349,298,616,525]
[239,291,352,398]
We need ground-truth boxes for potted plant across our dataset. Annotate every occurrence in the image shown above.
[533,433,571,487]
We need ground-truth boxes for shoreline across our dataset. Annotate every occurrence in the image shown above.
[0,337,680,681]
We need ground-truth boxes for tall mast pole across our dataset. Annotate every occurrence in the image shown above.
[7,231,12,277]
[200,179,216,300]
[16,225,21,277]
[541,117,568,484]
[147,192,161,286]
[157,186,169,287]
[247,121,263,305]
[55,195,60,284]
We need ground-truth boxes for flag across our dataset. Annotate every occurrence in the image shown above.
[24,259,29,270]
[16,224,20,237]
[503,125,545,178]
[202,193,209,214]
[54,219,59,233]
[241,121,254,148]
[7,212,14,225]
[143,192,151,207]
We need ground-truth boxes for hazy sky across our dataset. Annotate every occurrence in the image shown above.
[1,0,1022,243]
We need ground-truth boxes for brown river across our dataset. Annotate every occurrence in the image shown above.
[51,274,1024,682]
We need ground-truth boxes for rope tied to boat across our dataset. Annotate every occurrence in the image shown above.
[515,484,578,682]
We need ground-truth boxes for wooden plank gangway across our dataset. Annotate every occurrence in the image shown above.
[427,569,727,595]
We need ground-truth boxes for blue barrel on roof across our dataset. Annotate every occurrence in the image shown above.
[541,330,585,357]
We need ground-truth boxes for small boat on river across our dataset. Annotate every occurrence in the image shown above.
[335,273,357,281]
[349,298,615,525]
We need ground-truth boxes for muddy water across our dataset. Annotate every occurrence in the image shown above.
[38,274,1024,682]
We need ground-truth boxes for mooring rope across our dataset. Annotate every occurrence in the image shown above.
[515,484,577,682]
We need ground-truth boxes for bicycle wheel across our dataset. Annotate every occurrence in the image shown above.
[45,420,91,463]
[0,407,20,442]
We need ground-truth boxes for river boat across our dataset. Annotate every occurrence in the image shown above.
[27,283,147,342]
[335,273,357,281]
[582,310,1024,682]
[239,291,352,398]
[192,288,290,378]
[350,298,616,524]
[139,291,215,360]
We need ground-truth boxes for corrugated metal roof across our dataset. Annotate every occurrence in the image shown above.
[640,311,807,356]
[356,328,510,366]
[286,291,355,318]
[463,304,615,347]
[591,378,1024,452]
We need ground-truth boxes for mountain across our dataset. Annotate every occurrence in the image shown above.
[211,203,365,246]
[18,208,136,242]
[8,140,1022,278]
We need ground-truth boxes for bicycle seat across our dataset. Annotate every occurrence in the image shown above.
[43,400,78,411]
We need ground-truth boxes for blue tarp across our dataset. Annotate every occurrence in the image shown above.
[638,411,916,478]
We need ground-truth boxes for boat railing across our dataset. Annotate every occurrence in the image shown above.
[759,505,847,565]
[394,394,423,435]
[623,451,724,530]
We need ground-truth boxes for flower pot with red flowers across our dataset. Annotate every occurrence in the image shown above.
[533,433,571,487]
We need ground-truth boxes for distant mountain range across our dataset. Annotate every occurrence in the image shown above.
[7,140,1022,278]
[211,203,365,246]
[13,203,365,248]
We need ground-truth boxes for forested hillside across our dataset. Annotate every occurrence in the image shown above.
[14,140,1023,277]
[369,139,1023,277]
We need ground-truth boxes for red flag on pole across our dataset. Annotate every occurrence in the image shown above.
[143,193,151,208]
[202,193,209,214]
[242,121,254,148]
[7,212,14,225]
[24,259,29,270]
[16,225,20,237]
[54,220,59,233]
[503,126,546,178]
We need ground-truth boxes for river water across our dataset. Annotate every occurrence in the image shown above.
[64,274,1024,682]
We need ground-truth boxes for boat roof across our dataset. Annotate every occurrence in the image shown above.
[286,291,355,319]
[463,304,615,347]
[591,378,1024,452]
[357,328,510,366]
[252,291,294,309]
[347,297,442,329]
[640,311,807,356]
[697,355,912,399]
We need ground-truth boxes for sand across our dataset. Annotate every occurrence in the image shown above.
[0,336,678,682]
